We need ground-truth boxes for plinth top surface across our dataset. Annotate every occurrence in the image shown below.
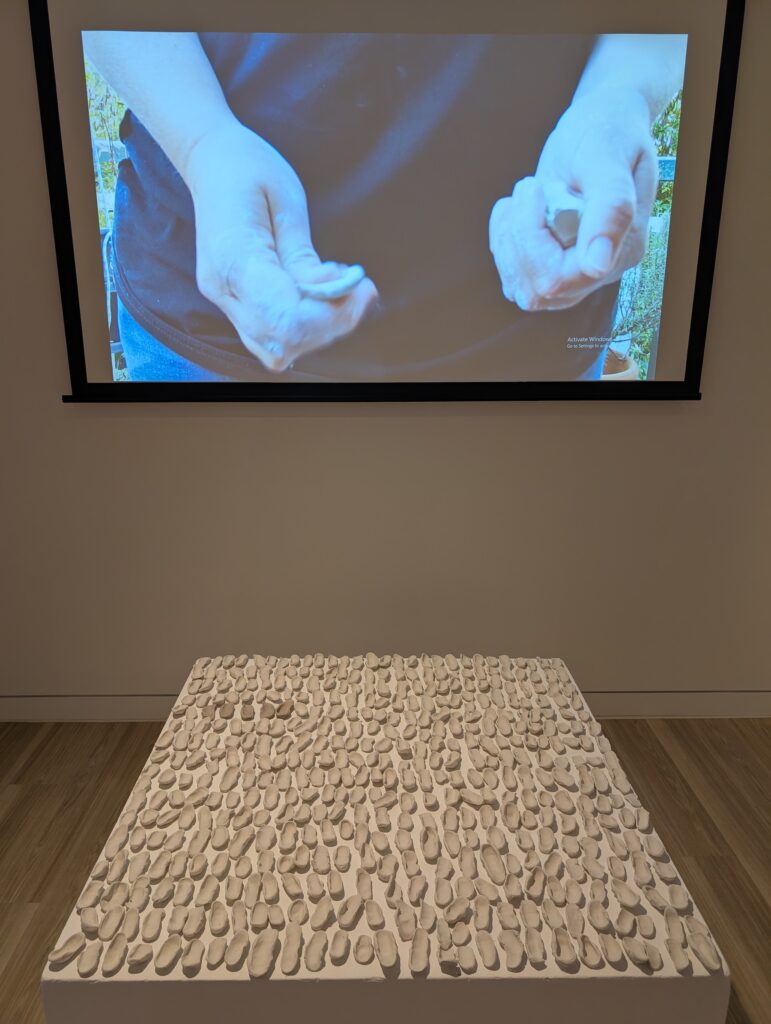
[45,654,726,983]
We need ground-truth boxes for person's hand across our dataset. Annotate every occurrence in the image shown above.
[489,91,658,311]
[183,120,377,372]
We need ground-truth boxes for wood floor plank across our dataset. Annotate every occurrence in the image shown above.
[677,853,771,1024]
[650,719,771,910]
[0,724,51,787]
[29,723,159,906]
[0,902,39,980]
[0,719,767,1024]
[727,988,757,1024]
[601,719,726,859]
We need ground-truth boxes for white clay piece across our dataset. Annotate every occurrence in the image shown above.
[297,265,366,301]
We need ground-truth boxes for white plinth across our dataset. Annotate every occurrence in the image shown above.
[42,655,730,1024]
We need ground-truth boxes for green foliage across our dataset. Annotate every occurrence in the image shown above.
[613,220,671,380]
[652,92,681,217]
[85,60,126,139]
[652,91,682,157]
[653,180,674,217]
[610,91,682,378]
[85,59,126,229]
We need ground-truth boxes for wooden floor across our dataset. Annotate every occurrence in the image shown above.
[0,720,768,1024]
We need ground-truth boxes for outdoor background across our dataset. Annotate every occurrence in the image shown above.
[85,54,682,382]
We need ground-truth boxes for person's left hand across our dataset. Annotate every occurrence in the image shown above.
[489,90,659,311]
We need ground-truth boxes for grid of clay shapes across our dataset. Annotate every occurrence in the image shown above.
[47,654,725,981]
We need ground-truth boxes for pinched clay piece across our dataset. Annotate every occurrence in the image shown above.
[374,929,398,970]
[330,930,350,966]
[588,900,610,932]
[77,881,102,912]
[77,942,102,978]
[458,945,477,974]
[248,930,279,978]
[622,936,649,968]
[98,908,124,943]
[103,933,129,976]
[525,928,546,966]
[480,844,506,885]
[338,895,364,930]
[475,930,498,970]
[578,935,603,969]
[666,938,691,974]
[225,930,250,971]
[611,878,641,910]
[207,937,227,969]
[127,942,153,970]
[665,907,686,946]
[669,884,690,912]
[311,896,335,931]
[48,934,85,968]
[365,900,385,930]
[690,932,722,972]
[395,902,416,942]
[598,932,624,967]
[280,922,303,975]
[80,907,99,939]
[354,934,374,965]
[499,930,525,971]
[182,939,204,975]
[552,928,577,970]
[304,932,328,972]
[155,934,182,973]
[445,897,470,926]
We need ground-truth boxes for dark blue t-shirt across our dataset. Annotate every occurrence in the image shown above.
[112,33,616,381]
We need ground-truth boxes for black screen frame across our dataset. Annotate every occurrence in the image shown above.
[28,0,745,403]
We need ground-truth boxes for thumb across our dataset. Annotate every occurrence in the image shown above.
[575,160,637,279]
[267,175,324,278]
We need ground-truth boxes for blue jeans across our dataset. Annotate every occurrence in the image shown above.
[117,299,233,382]
[117,296,606,383]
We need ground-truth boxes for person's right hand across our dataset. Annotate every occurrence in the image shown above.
[183,120,377,373]
[489,91,658,312]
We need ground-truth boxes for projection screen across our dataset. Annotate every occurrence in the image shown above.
[29,0,744,401]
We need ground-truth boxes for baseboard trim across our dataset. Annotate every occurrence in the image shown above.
[0,695,175,721]
[584,690,771,718]
[0,690,769,722]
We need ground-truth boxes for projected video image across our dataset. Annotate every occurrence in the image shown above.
[83,32,687,383]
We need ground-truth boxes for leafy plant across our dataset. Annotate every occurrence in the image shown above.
[611,91,682,378]
[652,91,682,157]
[85,60,126,228]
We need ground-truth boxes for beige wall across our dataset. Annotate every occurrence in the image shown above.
[1,0,769,721]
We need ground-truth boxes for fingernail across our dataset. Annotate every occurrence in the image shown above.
[585,235,614,277]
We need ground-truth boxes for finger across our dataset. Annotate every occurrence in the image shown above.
[489,196,518,298]
[292,261,356,285]
[278,278,378,370]
[574,157,637,280]
[490,178,569,309]
[532,243,602,304]
[243,278,377,373]
[551,142,658,300]
[632,142,659,223]
[224,259,377,373]
[296,264,367,300]
[269,183,366,303]
[216,254,299,370]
